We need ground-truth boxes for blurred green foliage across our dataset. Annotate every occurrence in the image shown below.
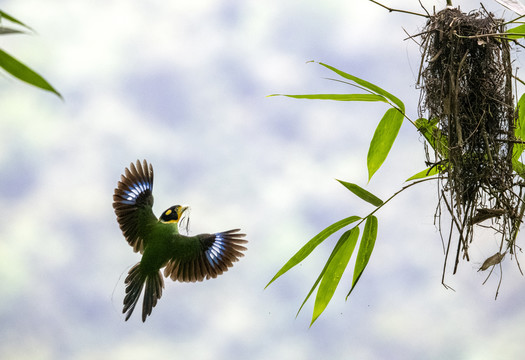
[0,9,62,98]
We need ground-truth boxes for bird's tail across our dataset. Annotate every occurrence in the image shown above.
[123,262,164,322]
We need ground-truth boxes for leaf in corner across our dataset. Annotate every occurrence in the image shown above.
[0,10,34,32]
[0,48,62,98]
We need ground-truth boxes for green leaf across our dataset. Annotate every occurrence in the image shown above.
[296,227,354,318]
[0,48,62,98]
[0,27,27,35]
[318,62,405,112]
[347,216,378,299]
[507,24,525,40]
[517,94,525,140]
[406,165,442,181]
[265,215,361,288]
[415,117,438,147]
[367,107,404,181]
[272,93,389,102]
[513,94,525,161]
[296,257,330,318]
[311,227,359,326]
[414,117,448,158]
[0,10,34,31]
[336,179,383,206]
[513,159,525,180]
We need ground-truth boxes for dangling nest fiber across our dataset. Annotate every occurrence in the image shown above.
[418,7,523,282]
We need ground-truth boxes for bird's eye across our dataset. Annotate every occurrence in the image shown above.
[165,209,172,216]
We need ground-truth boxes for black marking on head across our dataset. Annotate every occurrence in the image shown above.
[160,205,182,223]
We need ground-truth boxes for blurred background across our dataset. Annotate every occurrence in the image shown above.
[1,0,525,359]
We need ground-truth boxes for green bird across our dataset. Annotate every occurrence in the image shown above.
[113,160,247,322]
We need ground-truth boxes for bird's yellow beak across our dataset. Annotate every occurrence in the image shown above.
[178,206,189,218]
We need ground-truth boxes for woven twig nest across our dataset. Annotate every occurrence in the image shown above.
[418,7,522,281]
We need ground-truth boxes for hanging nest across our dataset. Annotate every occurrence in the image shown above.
[417,7,524,287]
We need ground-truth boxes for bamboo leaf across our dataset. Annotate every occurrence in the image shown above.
[0,48,62,98]
[296,258,330,318]
[415,117,438,148]
[513,94,525,160]
[0,10,34,32]
[414,117,448,158]
[296,227,352,318]
[406,165,442,181]
[515,93,525,142]
[513,159,525,179]
[367,107,404,181]
[311,227,359,326]
[507,24,525,39]
[266,216,361,288]
[347,216,378,299]
[0,27,27,35]
[271,93,389,102]
[336,179,383,206]
[318,62,405,111]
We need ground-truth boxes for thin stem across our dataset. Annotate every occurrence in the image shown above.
[368,0,429,18]
[354,177,438,229]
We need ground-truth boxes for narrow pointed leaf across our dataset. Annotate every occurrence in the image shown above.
[0,10,34,31]
[347,216,378,299]
[506,24,525,39]
[266,216,361,288]
[415,117,448,158]
[406,165,442,181]
[271,93,389,102]
[296,261,329,318]
[296,228,353,318]
[517,94,525,140]
[513,94,525,160]
[0,27,27,35]
[513,159,525,179]
[311,227,359,326]
[337,179,383,206]
[0,48,62,98]
[367,108,404,181]
[318,62,405,111]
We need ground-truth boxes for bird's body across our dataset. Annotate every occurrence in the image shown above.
[113,160,247,321]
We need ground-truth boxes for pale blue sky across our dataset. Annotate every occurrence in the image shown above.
[1,0,524,359]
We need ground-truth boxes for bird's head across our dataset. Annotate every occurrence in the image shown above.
[160,205,189,224]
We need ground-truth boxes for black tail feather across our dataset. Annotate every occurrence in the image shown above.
[123,263,164,322]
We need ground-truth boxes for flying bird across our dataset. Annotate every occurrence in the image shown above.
[113,160,247,321]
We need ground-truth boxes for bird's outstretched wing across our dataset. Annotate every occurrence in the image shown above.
[113,159,157,253]
[164,229,248,282]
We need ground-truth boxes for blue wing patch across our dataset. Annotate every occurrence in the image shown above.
[121,180,153,204]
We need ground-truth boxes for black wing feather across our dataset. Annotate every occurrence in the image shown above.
[113,159,156,253]
[164,229,247,282]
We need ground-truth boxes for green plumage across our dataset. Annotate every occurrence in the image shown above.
[113,160,247,322]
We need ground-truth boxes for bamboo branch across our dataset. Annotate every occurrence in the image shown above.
[368,0,429,18]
